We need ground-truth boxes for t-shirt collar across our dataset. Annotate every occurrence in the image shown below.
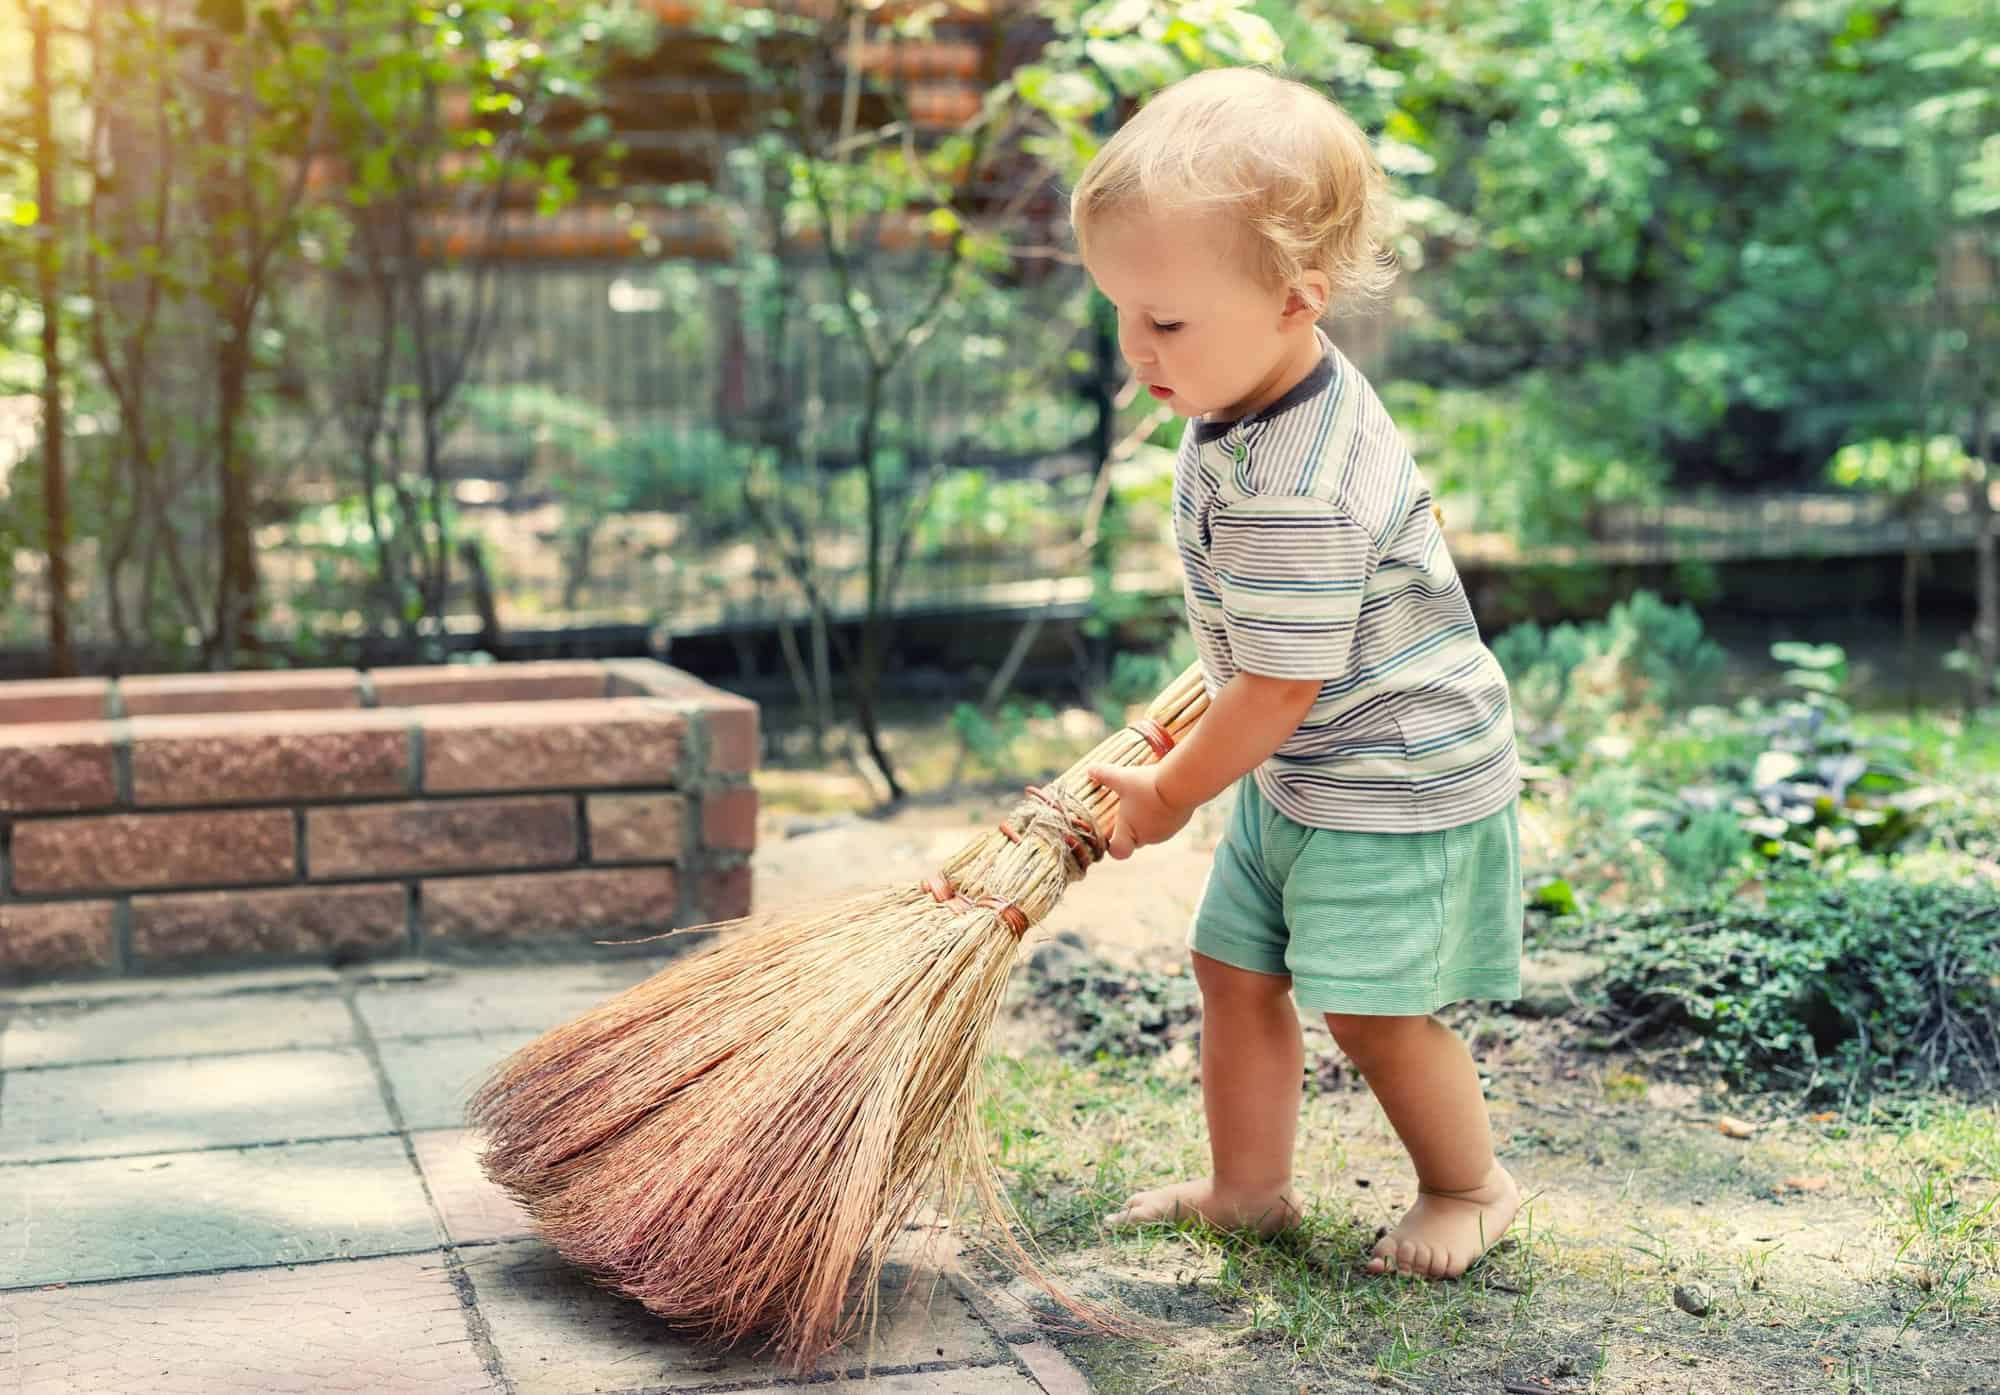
[1193,331,1336,445]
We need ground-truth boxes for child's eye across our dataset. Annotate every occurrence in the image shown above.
[1152,321,1183,334]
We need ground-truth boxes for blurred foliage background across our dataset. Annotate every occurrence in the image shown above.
[1,0,1994,762]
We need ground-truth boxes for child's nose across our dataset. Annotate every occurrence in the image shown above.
[1118,327,1154,372]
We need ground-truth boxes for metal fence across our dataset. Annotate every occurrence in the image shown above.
[432,256,1104,484]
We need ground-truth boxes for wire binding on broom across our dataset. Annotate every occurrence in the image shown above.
[468,665,1212,1373]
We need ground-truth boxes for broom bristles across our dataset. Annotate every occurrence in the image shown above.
[468,664,1211,1370]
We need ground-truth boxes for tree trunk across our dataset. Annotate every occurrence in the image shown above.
[775,616,820,760]
[459,535,505,659]
[852,365,904,800]
[202,33,259,667]
[31,4,75,678]
[417,385,454,635]
[1974,426,1997,707]
[562,522,597,612]
[811,604,833,741]
[1903,499,1922,714]
[212,312,261,665]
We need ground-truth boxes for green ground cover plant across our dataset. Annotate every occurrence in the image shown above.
[1598,876,2000,1098]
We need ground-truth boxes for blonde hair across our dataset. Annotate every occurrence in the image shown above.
[1070,66,1394,309]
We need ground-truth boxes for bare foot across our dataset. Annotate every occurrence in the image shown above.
[1367,1164,1520,1279]
[1104,1178,1302,1236]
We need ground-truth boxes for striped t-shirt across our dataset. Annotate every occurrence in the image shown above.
[1173,339,1520,833]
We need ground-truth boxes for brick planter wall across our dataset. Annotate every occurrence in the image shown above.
[0,660,757,985]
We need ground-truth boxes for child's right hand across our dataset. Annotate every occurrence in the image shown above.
[1086,764,1193,860]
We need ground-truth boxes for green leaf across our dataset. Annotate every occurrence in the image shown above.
[1752,751,1804,788]
[1017,65,1108,122]
[1083,36,1184,94]
[1211,9,1283,66]
[1783,669,1841,695]
[1383,108,1430,147]
[1532,879,1579,915]
[1769,642,1845,672]
[1080,0,1153,39]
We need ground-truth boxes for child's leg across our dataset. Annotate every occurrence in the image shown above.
[1322,1012,1519,1279]
[1105,951,1304,1234]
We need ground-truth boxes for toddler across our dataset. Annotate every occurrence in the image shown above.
[1080,67,1523,1280]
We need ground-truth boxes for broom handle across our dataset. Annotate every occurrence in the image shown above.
[929,662,1211,922]
[1049,662,1209,842]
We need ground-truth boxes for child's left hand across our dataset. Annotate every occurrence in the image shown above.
[1086,764,1193,860]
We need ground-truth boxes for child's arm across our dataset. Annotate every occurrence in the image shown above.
[1087,670,1320,860]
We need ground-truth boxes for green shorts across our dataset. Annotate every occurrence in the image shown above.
[1189,776,1523,1017]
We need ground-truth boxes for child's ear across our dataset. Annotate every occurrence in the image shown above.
[1283,272,1332,325]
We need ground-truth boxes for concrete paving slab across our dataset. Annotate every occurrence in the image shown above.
[376,1032,540,1131]
[0,1252,498,1395]
[463,1240,1003,1395]
[1,991,355,1068]
[0,1137,439,1286]
[352,959,666,1041]
[0,965,342,1010]
[411,1128,534,1246]
[752,1368,1045,1394]
[0,1049,392,1163]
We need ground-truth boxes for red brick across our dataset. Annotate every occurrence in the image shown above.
[308,796,576,878]
[119,668,362,717]
[704,699,759,775]
[602,659,714,700]
[421,700,686,793]
[697,862,753,924]
[0,677,110,725]
[11,809,295,893]
[422,866,678,943]
[370,660,606,708]
[0,900,117,978]
[587,792,687,863]
[910,83,980,130]
[0,722,119,813]
[851,39,982,80]
[130,710,410,806]
[131,883,407,964]
[700,785,758,852]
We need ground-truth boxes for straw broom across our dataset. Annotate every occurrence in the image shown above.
[468,662,1209,1370]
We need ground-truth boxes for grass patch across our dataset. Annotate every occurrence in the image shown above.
[976,1016,2000,1391]
[979,1043,1589,1389]
[1843,1099,2000,1331]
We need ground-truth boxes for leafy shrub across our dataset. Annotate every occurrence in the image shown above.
[949,699,1054,782]
[1659,807,1747,889]
[1382,362,1681,546]
[460,385,753,537]
[1600,876,2000,1096]
[1722,642,1936,865]
[1095,637,1201,726]
[1492,589,1726,743]
[915,470,1072,559]
[1528,640,1951,921]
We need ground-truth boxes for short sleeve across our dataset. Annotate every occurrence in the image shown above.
[1206,495,1377,682]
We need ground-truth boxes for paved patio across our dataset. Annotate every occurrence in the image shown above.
[0,955,1095,1395]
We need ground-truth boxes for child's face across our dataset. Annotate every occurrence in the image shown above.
[1080,207,1321,424]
